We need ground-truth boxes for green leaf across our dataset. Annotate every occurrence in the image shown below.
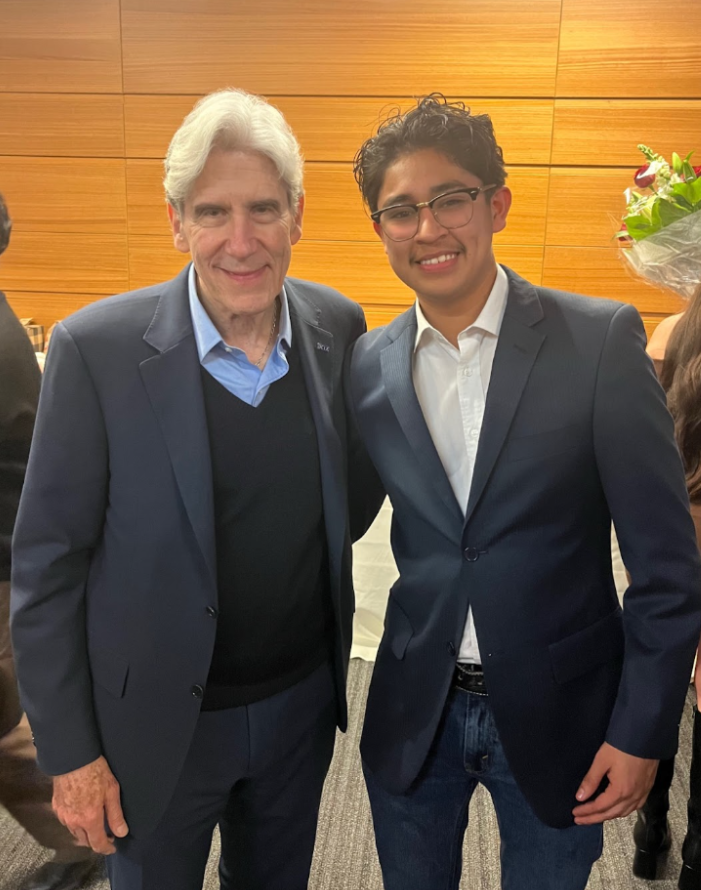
[672,178,701,207]
[682,160,696,181]
[684,150,696,164]
[688,177,701,204]
[672,152,683,174]
[658,199,688,227]
[624,214,655,241]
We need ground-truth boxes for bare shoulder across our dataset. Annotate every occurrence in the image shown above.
[646,313,684,360]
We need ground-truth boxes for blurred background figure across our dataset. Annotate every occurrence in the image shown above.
[632,284,701,890]
[0,192,98,890]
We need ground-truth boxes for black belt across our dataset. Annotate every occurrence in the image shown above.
[453,663,487,696]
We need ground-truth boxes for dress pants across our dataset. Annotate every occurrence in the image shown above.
[0,580,86,862]
[106,661,337,890]
[365,685,603,890]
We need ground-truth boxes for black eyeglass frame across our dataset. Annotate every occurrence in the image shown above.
[370,185,498,241]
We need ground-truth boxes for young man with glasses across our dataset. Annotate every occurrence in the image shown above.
[347,95,701,890]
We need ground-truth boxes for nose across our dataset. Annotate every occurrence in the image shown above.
[415,205,445,240]
[223,214,256,257]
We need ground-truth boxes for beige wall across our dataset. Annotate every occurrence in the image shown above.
[2,0,701,333]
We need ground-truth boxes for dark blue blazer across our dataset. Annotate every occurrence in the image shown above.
[11,265,380,838]
[349,267,701,829]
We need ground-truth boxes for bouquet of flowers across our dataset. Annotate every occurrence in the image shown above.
[616,145,701,299]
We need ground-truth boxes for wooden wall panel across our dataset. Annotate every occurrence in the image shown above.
[128,236,190,291]
[0,95,125,157]
[557,0,701,98]
[545,168,631,248]
[125,96,554,166]
[274,99,554,168]
[542,247,687,315]
[3,234,129,296]
[126,160,169,236]
[121,0,561,97]
[2,1,696,331]
[552,101,701,167]
[3,159,127,235]
[0,0,122,93]
[4,292,107,332]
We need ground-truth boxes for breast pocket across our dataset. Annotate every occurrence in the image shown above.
[506,424,585,463]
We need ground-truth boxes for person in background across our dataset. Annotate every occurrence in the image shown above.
[632,284,701,890]
[10,91,381,890]
[0,194,98,889]
[348,95,701,890]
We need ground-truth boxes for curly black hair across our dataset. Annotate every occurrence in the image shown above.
[353,93,507,213]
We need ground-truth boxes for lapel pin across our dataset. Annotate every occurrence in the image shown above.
[316,342,330,352]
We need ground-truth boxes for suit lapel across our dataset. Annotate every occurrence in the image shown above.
[286,280,346,568]
[138,266,216,588]
[381,309,464,536]
[464,269,545,527]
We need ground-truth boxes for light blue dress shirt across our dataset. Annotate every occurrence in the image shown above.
[187,264,292,407]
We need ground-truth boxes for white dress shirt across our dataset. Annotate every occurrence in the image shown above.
[412,264,509,663]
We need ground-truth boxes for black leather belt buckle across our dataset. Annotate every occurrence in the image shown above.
[453,663,487,695]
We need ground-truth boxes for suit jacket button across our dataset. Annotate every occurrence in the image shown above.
[191,685,204,699]
[447,642,456,656]
[206,606,218,618]
[463,547,479,562]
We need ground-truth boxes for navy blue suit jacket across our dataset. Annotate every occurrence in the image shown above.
[11,265,381,837]
[349,266,701,829]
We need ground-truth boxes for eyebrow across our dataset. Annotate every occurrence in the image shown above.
[380,180,474,209]
[191,202,227,216]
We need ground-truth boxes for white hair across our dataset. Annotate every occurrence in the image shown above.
[163,89,304,213]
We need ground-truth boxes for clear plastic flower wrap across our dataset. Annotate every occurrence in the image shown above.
[621,211,701,300]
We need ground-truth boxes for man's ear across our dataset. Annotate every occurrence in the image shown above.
[167,203,190,254]
[290,194,305,246]
[490,186,512,235]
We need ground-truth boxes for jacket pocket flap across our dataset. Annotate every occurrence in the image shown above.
[549,608,623,685]
[90,650,129,699]
[385,596,414,661]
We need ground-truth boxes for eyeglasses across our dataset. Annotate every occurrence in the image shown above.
[371,186,497,242]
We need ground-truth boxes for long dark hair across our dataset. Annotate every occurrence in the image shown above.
[660,283,701,501]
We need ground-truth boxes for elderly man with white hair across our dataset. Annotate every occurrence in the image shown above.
[10,89,382,890]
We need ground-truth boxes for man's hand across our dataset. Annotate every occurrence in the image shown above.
[572,742,658,825]
[52,756,129,854]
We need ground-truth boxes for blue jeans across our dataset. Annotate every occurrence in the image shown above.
[364,686,603,890]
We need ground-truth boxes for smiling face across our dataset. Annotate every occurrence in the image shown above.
[373,148,511,315]
[168,148,303,328]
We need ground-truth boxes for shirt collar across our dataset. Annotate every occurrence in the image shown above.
[414,263,509,352]
[187,263,292,362]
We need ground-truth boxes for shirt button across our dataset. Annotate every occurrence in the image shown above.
[470,428,479,439]
[463,548,480,562]
[447,642,456,656]
[224,346,232,353]
[206,606,218,618]
[462,368,473,378]
[191,685,204,699]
